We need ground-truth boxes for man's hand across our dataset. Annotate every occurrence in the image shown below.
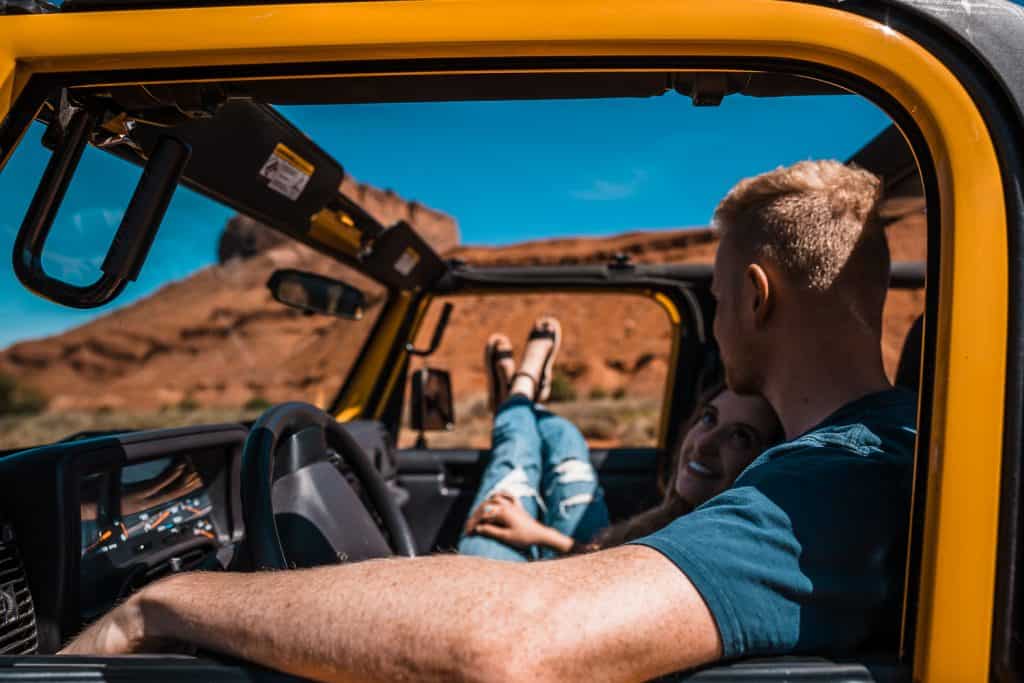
[465,492,570,551]
[60,580,195,656]
[60,595,147,656]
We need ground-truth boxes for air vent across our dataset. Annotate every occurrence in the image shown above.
[0,522,38,655]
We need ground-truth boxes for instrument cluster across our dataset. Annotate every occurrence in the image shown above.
[78,443,240,619]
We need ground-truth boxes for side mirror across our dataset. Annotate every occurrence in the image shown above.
[267,269,366,319]
[410,368,454,433]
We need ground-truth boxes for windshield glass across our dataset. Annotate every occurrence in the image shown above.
[0,123,395,449]
[0,85,906,450]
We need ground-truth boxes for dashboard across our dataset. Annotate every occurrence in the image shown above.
[0,419,396,654]
[0,423,247,650]
[77,444,240,619]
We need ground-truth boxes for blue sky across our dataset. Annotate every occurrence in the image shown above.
[0,93,889,349]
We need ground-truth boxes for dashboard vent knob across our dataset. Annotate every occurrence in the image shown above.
[0,522,38,655]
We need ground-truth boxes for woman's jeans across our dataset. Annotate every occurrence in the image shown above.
[458,395,609,561]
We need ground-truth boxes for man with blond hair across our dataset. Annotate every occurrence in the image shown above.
[64,160,915,681]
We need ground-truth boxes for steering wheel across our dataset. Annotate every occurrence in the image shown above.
[240,402,416,569]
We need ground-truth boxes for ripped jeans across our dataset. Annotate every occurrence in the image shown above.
[458,395,609,561]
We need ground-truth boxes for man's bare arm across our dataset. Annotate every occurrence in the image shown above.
[62,545,721,682]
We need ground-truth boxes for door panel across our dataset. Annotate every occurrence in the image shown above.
[396,447,661,554]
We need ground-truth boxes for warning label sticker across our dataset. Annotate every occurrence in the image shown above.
[259,143,314,200]
[394,248,420,277]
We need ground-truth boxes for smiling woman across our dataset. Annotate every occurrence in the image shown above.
[672,386,782,507]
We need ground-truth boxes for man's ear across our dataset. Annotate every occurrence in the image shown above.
[746,263,773,326]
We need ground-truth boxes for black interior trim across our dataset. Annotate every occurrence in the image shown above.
[847,125,920,194]
[666,656,908,682]
[440,261,924,290]
[90,72,846,106]
[0,655,306,681]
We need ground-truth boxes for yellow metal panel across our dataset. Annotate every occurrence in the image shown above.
[652,291,683,450]
[653,291,681,326]
[0,53,14,118]
[0,51,18,169]
[370,291,429,421]
[333,290,413,421]
[0,2,1009,678]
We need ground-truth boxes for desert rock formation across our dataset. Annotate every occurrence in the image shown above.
[0,192,924,418]
[0,181,457,413]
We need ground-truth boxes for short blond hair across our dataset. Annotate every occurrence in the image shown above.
[714,160,886,294]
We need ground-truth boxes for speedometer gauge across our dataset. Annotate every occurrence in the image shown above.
[80,455,222,562]
[73,427,244,622]
[83,490,217,560]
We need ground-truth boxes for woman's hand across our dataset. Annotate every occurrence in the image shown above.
[465,493,560,550]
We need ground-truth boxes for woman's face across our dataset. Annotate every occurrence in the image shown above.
[673,390,777,506]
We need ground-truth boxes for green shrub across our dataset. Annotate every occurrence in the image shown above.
[244,396,273,412]
[588,387,608,400]
[465,398,490,420]
[612,386,628,400]
[177,396,200,412]
[578,415,617,441]
[547,369,577,403]
[619,416,657,444]
[0,373,48,416]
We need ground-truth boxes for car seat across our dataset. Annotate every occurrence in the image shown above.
[895,314,924,393]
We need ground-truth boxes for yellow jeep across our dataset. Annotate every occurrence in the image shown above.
[0,0,1020,680]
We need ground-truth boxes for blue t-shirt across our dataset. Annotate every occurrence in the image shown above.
[632,388,916,658]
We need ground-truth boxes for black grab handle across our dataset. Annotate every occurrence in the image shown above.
[13,108,191,309]
[405,301,453,357]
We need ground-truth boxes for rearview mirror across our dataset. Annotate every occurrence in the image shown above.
[267,269,366,319]
[410,368,454,433]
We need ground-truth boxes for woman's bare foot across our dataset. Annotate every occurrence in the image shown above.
[485,334,516,412]
[510,316,561,402]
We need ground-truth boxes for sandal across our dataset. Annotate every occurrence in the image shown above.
[485,333,515,412]
[528,317,562,403]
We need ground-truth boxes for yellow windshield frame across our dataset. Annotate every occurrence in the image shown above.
[0,2,1008,677]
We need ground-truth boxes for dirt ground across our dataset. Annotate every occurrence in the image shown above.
[0,407,263,451]
[398,396,662,451]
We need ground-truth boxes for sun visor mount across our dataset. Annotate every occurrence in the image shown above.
[354,220,447,292]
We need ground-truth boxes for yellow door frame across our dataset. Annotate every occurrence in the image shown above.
[0,2,1007,678]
